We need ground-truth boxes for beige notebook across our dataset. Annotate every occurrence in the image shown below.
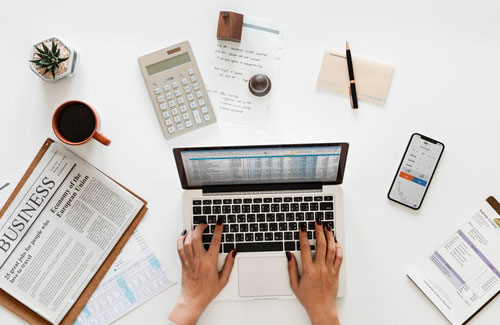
[317,48,394,105]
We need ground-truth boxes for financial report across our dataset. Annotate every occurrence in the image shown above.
[181,146,342,187]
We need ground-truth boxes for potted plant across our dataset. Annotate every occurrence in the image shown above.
[29,37,78,82]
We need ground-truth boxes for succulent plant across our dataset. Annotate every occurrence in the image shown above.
[30,39,69,80]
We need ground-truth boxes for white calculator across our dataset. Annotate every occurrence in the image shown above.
[138,41,216,139]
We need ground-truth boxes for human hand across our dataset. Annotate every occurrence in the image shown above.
[286,219,343,325]
[169,219,237,325]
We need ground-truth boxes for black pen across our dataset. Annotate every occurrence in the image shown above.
[346,41,358,109]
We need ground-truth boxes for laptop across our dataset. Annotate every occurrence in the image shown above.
[173,143,348,300]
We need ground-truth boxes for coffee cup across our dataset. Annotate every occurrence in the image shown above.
[52,100,111,146]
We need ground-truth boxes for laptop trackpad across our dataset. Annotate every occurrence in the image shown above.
[238,256,292,297]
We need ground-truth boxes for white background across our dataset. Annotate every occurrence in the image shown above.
[1,0,500,324]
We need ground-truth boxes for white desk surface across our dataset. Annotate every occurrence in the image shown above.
[1,0,500,324]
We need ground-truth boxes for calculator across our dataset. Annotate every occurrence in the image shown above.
[138,41,216,139]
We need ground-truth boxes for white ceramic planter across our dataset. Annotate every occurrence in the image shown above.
[29,37,78,82]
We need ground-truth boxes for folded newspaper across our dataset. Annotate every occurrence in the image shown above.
[0,141,144,324]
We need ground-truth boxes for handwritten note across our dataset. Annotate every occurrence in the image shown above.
[205,16,288,128]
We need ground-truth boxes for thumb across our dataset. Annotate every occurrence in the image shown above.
[286,252,299,292]
[218,249,237,287]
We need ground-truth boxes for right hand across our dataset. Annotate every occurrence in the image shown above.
[286,219,343,325]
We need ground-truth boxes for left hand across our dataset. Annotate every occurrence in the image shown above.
[169,220,236,325]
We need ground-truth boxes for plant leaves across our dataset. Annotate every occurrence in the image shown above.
[51,39,56,52]
[51,65,57,79]
[39,59,51,65]
[58,57,69,63]
[41,42,49,54]
[34,44,44,54]
[29,59,41,64]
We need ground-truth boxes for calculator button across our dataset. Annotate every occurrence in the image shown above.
[201,106,208,113]
[168,126,175,134]
[186,120,193,128]
[187,94,194,101]
[182,78,188,85]
[192,110,202,124]
[195,91,203,98]
[193,83,200,90]
[165,118,172,126]
[174,116,181,123]
[198,98,205,106]
[184,86,191,93]
[188,68,194,75]
[159,103,167,110]
[162,111,170,118]
[189,101,197,109]
[171,108,179,115]
[168,100,176,108]
[204,114,211,121]
[177,124,184,131]
[154,88,161,95]
[157,95,164,103]
[166,92,173,100]
[190,75,197,82]
[163,84,169,91]
[183,113,190,120]
[180,105,187,112]
[174,89,182,97]
[172,81,178,89]
[177,97,185,104]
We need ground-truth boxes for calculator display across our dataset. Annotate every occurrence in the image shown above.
[146,53,191,75]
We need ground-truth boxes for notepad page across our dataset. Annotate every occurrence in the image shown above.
[317,48,394,105]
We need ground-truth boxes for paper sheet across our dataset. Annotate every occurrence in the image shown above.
[74,224,176,325]
[206,16,288,128]
[317,48,394,105]
[407,198,500,325]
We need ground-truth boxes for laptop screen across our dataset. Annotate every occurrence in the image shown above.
[173,143,349,189]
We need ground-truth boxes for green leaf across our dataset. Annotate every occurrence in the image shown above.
[51,66,57,79]
[55,49,60,57]
[51,39,56,52]
[34,44,44,53]
[39,59,51,66]
[58,57,69,63]
[36,52,49,59]
[44,68,50,74]
[42,42,49,54]
[29,59,41,64]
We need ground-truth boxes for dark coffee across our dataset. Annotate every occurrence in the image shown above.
[58,103,96,142]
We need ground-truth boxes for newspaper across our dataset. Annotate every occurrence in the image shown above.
[0,142,144,324]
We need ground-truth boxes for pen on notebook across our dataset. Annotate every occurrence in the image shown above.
[346,41,358,109]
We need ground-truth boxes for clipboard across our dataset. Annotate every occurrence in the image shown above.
[0,138,148,324]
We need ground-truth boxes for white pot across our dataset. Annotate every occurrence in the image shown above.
[29,37,78,82]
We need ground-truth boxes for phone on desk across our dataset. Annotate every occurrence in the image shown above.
[388,133,444,209]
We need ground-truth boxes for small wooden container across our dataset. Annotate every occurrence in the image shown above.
[217,11,244,42]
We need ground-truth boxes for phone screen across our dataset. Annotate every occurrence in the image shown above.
[388,133,444,209]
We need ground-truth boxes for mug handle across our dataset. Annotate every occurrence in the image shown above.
[93,131,111,146]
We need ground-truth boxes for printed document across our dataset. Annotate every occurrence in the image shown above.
[206,16,288,128]
[0,142,144,324]
[407,197,500,325]
[74,224,176,325]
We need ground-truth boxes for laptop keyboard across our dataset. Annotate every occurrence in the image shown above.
[192,195,335,253]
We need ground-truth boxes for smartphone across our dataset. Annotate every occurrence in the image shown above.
[388,133,444,209]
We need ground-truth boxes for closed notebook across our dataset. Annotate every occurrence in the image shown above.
[317,48,394,105]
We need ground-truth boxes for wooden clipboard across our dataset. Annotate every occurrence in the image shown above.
[0,138,148,324]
